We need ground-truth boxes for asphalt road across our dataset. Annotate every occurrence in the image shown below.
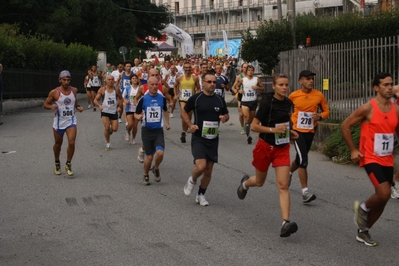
[0,94,398,266]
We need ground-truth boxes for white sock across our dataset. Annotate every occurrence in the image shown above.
[360,202,369,212]
[302,188,308,194]
[242,181,248,190]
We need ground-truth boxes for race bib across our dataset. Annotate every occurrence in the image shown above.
[142,72,148,80]
[246,89,256,98]
[374,133,394,156]
[59,106,74,117]
[123,79,131,88]
[275,122,290,145]
[202,121,219,139]
[146,106,161,123]
[180,89,192,101]
[92,76,101,87]
[215,88,223,97]
[297,111,314,129]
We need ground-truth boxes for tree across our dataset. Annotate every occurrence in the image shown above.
[241,20,293,75]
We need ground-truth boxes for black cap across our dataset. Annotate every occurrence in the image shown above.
[299,70,316,80]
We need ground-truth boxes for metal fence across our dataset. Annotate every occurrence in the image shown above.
[277,36,399,122]
[2,69,86,99]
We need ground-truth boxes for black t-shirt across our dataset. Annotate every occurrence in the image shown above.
[184,92,229,139]
[256,94,292,146]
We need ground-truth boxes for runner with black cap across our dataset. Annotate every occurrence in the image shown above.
[43,70,83,176]
[289,70,329,203]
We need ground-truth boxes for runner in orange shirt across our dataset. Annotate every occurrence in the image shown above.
[289,70,329,203]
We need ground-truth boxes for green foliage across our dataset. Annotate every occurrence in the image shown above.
[241,20,293,75]
[323,123,361,164]
[295,10,399,46]
[0,24,97,70]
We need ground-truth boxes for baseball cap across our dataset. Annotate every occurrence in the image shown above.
[298,70,316,80]
[59,70,71,78]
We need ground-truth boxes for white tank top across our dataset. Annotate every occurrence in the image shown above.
[124,85,139,113]
[241,77,259,102]
[53,87,77,130]
[101,89,117,114]
[167,74,177,89]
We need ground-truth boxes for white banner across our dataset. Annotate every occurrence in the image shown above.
[205,28,210,56]
[222,30,229,55]
[161,24,194,57]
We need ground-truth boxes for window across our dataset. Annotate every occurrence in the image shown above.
[175,2,179,13]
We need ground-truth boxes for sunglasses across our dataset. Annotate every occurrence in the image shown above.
[204,80,217,84]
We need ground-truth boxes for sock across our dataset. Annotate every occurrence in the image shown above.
[55,160,60,163]
[242,181,248,190]
[282,220,290,226]
[66,161,71,164]
[360,202,369,212]
[198,186,207,195]
[245,123,250,136]
[301,188,308,194]
[189,176,196,184]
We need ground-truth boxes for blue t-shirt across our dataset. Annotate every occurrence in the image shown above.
[136,93,167,129]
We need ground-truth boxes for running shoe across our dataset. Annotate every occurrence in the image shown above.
[247,135,252,144]
[105,143,112,151]
[118,118,122,123]
[142,175,150,186]
[184,176,196,196]
[237,174,250,200]
[354,200,368,231]
[65,162,74,176]
[88,104,92,109]
[125,132,130,142]
[130,138,136,145]
[391,185,399,199]
[356,230,377,247]
[54,161,61,175]
[169,113,174,118]
[195,194,209,206]
[93,107,96,112]
[280,220,298,237]
[137,147,145,163]
[240,129,245,135]
[180,132,186,143]
[302,190,316,203]
[151,167,161,182]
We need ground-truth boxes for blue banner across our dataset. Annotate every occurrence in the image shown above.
[209,39,241,58]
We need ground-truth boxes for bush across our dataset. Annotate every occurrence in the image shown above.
[323,123,360,164]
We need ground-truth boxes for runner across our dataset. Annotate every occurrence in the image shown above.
[89,65,102,111]
[174,62,200,143]
[137,62,149,85]
[214,64,229,99]
[42,70,83,176]
[122,74,140,144]
[93,75,123,150]
[231,63,248,135]
[117,61,133,123]
[234,65,264,144]
[289,70,329,203]
[236,74,299,237]
[83,67,93,109]
[134,76,171,185]
[132,58,141,75]
[102,63,113,85]
[341,72,399,247]
[163,65,178,118]
[182,72,229,206]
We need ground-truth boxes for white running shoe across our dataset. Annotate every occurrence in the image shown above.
[240,129,245,135]
[118,118,122,123]
[125,132,130,142]
[391,185,399,199]
[169,113,174,118]
[105,143,112,151]
[184,176,196,196]
[88,104,92,109]
[130,138,136,145]
[195,194,209,206]
[137,147,145,163]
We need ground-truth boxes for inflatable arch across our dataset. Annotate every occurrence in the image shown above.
[161,24,194,57]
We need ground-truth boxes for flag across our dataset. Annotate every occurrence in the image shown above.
[222,30,229,55]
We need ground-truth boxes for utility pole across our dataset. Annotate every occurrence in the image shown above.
[277,0,282,23]
[287,0,296,47]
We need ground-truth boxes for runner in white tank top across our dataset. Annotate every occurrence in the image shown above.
[43,70,83,176]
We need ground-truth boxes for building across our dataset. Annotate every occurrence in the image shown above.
[152,0,379,55]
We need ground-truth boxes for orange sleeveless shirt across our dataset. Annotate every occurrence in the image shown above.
[359,99,398,167]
